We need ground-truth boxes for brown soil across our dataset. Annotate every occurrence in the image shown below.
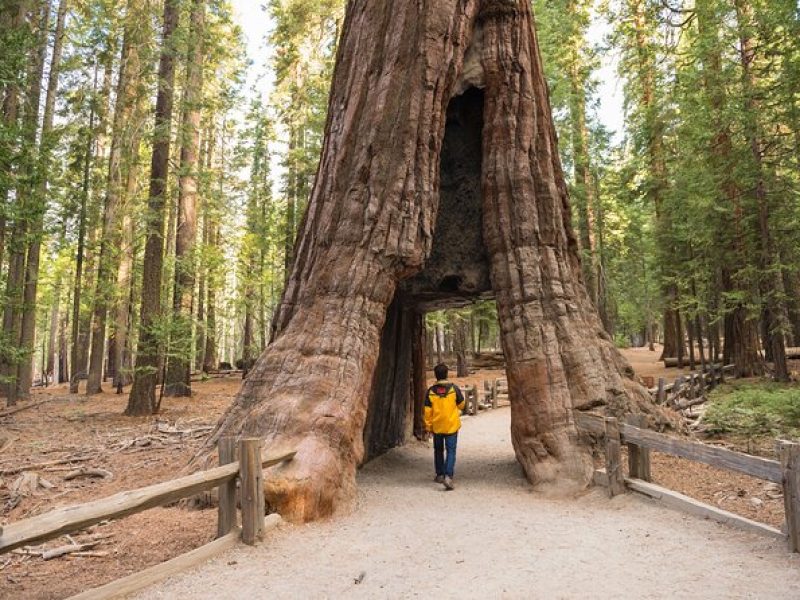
[0,353,790,599]
[619,344,694,381]
[0,378,236,599]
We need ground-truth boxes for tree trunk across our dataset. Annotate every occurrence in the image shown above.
[202,220,218,373]
[164,0,205,397]
[734,0,788,381]
[195,0,666,522]
[87,0,146,395]
[2,0,50,404]
[69,68,98,394]
[126,0,180,416]
[696,2,762,378]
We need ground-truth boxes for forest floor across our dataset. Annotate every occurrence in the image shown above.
[0,349,795,598]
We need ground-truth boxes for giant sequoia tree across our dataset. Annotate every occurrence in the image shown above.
[199,0,662,521]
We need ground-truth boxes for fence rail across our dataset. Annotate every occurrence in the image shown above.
[0,438,295,554]
[575,411,799,552]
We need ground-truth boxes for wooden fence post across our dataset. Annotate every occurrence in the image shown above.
[604,417,625,497]
[471,387,478,415]
[217,437,237,538]
[778,440,800,552]
[625,415,651,482]
[240,438,264,546]
[656,378,666,404]
[669,376,682,409]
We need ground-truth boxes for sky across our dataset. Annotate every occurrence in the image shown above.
[231,1,275,101]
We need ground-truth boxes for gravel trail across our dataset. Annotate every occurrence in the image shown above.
[138,408,799,599]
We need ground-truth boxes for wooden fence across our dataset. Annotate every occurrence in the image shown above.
[574,411,800,553]
[0,438,295,598]
[462,378,509,415]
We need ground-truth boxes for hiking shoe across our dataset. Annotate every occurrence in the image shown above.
[434,475,445,484]
[443,476,454,490]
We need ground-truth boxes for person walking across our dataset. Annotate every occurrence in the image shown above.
[424,363,465,490]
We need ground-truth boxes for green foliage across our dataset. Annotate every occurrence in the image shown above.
[705,381,800,439]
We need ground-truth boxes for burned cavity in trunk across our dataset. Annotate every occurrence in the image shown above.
[402,87,491,310]
[363,88,491,462]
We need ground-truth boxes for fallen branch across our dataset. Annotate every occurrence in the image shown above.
[676,396,708,411]
[68,550,109,558]
[1,455,92,476]
[0,398,59,419]
[42,541,98,560]
[63,468,113,482]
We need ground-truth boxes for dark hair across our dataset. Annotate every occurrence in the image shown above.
[434,363,449,381]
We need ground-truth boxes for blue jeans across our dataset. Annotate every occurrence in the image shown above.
[433,432,458,478]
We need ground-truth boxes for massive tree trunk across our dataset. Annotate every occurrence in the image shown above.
[197,0,665,522]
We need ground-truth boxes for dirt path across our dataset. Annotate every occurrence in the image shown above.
[138,409,799,600]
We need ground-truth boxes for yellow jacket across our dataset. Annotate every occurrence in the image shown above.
[424,380,465,435]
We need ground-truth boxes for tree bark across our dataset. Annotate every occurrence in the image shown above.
[126,0,180,415]
[734,0,788,381]
[195,0,667,522]
[87,0,147,394]
[164,0,205,397]
[68,67,98,394]
[2,0,49,404]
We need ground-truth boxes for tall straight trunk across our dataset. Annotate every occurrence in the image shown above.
[69,68,99,393]
[46,224,67,381]
[0,0,29,397]
[196,0,666,522]
[164,0,205,396]
[202,136,219,373]
[696,1,761,377]
[111,186,138,389]
[195,128,215,372]
[126,0,180,415]
[202,220,218,373]
[195,214,207,372]
[0,0,31,276]
[283,125,297,283]
[627,0,681,361]
[58,302,68,382]
[87,0,148,394]
[565,1,606,331]
[2,0,51,403]
[733,0,788,381]
[46,276,61,382]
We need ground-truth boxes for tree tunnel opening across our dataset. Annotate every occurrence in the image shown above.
[362,87,498,462]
